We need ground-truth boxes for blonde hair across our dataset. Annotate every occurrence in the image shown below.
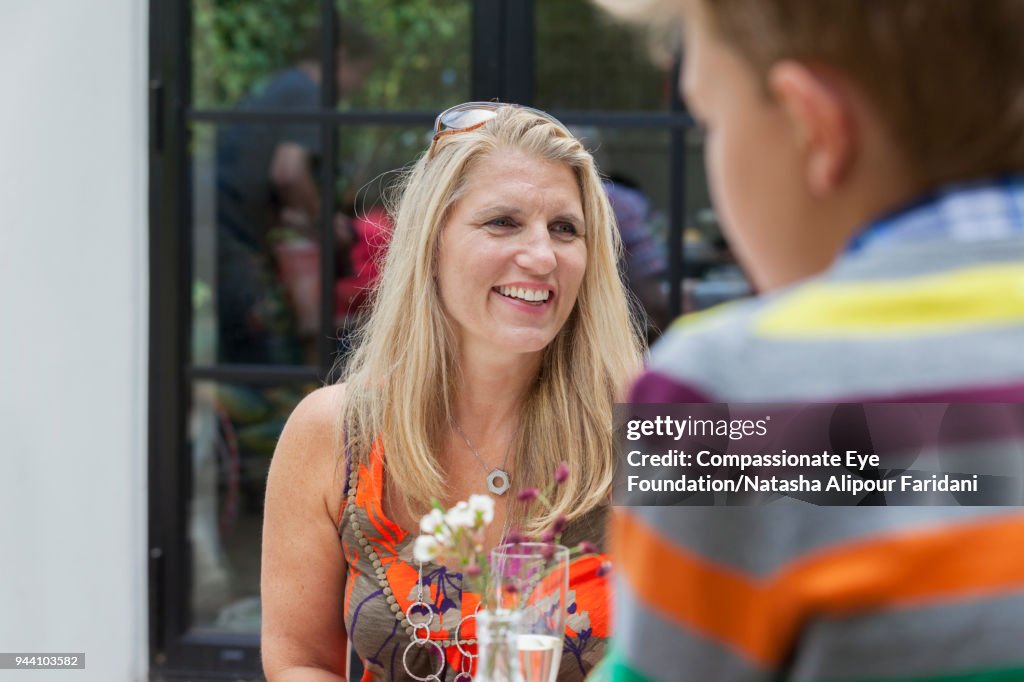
[339,106,645,533]
[596,0,1024,188]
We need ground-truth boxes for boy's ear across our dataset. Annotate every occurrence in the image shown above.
[768,60,856,197]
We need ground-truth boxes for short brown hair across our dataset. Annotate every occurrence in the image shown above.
[597,0,1024,188]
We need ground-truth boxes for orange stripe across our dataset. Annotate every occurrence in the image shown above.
[787,514,1024,611]
[613,511,790,666]
[364,441,405,544]
[614,510,1024,667]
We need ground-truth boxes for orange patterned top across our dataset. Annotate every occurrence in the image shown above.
[336,440,612,681]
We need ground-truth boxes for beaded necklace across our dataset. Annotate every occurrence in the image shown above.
[344,464,481,681]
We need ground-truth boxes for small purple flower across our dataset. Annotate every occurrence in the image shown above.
[465,563,482,578]
[504,583,519,595]
[552,515,567,535]
[555,462,570,484]
[505,529,529,545]
[578,541,599,555]
[540,530,555,543]
[596,560,612,577]
[540,544,556,560]
[516,488,539,503]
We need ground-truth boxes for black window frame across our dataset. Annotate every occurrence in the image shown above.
[148,0,693,678]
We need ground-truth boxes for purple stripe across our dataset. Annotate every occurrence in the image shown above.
[629,371,713,404]
[631,372,1024,405]
[625,375,1024,457]
[852,381,1024,404]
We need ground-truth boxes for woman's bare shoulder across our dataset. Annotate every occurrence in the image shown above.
[270,383,349,517]
[295,381,346,420]
[279,383,347,446]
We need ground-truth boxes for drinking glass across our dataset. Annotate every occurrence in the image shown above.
[490,543,569,682]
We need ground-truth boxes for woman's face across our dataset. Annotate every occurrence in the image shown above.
[437,149,587,361]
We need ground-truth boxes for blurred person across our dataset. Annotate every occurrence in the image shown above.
[603,175,671,340]
[260,104,645,681]
[569,127,672,339]
[594,0,1024,680]
[215,20,375,364]
[334,205,391,322]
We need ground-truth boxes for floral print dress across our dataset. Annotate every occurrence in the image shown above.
[337,441,611,681]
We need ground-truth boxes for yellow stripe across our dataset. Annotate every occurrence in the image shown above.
[755,263,1024,339]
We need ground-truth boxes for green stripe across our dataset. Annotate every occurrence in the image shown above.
[598,647,657,682]
[826,664,1024,682]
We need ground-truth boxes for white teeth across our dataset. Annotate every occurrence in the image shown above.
[497,286,550,303]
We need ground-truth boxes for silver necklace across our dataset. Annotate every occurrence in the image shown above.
[450,419,513,495]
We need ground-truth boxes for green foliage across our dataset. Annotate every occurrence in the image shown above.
[192,0,470,110]
[337,0,471,110]
[193,0,320,108]
[535,0,671,111]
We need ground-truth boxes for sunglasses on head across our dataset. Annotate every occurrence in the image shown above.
[427,101,570,159]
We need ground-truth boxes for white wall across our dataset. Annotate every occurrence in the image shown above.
[0,1,148,681]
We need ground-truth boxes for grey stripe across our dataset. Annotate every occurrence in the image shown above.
[789,589,1024,681]
[623,506,1024,578]
[651,325,1024,403]
[829,237,1024,281]
[612,574,773,682]
[649,237,1024,403]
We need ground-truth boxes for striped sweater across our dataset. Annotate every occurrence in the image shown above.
[609,179,1024,682]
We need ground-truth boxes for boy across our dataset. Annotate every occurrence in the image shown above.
[595,0,1024,679]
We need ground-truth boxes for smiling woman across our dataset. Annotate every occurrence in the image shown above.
[438,149,587,358]
[260,104,645,682]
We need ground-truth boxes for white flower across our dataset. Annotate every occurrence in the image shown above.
[419,508,445,535]
[444,500,474,530]
[467,494,495,525]
[413,534,442,563]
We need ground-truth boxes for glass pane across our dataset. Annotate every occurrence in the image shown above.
[573,127,672,340]
[337,0,472,110]
[682,129,752,312]
[189,380,316,633]
[192,0,322,110]
[192,122,325,366]
[535,0,673,111]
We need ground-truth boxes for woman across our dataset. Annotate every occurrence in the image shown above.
[261,103,644,681]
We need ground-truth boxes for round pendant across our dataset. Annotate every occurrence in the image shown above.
[487,469,511,495]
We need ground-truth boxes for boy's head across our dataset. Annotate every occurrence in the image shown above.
[596,0,1024,290]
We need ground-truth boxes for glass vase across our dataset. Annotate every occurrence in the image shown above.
[474,608,523,682]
